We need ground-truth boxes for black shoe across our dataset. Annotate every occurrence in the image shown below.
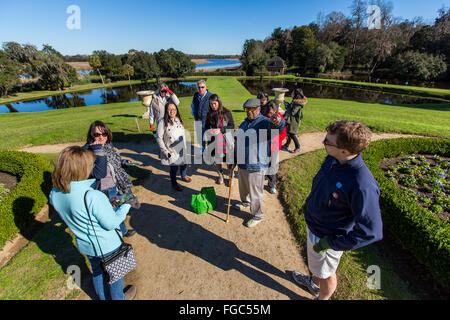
[172,184,183,191]
[124,229,136,237]
[124,285,137,300]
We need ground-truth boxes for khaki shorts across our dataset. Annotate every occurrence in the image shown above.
[306,227,343,279]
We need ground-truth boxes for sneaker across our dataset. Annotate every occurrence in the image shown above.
[124,285,137,300]
[281,145,289,152]
[291,148,301,154]
[245,218,263,228]
[292,271,319,298]
[233,203,249,211]
[269,187,277,194]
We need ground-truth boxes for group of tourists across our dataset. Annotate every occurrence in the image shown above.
[49,79,383,301]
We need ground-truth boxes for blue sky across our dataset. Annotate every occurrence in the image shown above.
[0,0,448,55]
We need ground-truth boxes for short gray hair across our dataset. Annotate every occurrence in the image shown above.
[197,79,206,86]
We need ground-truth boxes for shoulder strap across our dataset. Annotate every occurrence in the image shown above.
[84,191,125,258]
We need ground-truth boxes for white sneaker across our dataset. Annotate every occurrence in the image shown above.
[245,218,263,228]
[233,203,249,211]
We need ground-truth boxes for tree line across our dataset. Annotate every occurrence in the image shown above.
[0,44,195,98]
[240,0,449,82]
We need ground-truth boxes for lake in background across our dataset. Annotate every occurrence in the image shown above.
[195,59,242,70]
[239,79,449,106]
[0,81,197,113]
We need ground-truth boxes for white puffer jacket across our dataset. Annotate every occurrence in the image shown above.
[156,118,187,166]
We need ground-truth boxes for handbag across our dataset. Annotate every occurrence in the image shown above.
[191,193,212,215]
[84,191,136,284]
[200,187,216,210]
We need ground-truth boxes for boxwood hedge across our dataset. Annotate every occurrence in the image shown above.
[0,151,53,248]
[363,137,450,288]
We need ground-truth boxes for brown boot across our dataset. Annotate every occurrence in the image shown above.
[124,285,137,300]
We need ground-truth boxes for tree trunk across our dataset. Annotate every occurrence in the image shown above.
[97,68,104,85]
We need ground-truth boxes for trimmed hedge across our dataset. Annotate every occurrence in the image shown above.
[0,151,53,248]
[363,137,450,288]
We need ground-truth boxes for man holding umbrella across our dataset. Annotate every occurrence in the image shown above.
[229,98,285,228]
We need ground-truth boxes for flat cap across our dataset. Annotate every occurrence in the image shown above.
[243,98,261,109]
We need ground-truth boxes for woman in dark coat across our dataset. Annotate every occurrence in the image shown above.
[83,120,139,237]
[205,94,235,184]
[282,88,308,154]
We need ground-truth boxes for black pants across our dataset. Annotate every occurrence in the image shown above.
[266,174,276,188]
[284,133,300,149]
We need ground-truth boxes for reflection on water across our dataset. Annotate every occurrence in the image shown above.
[0,81,198,113]
[239,79,448,105]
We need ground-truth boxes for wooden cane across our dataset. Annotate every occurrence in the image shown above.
[226,168,234,223]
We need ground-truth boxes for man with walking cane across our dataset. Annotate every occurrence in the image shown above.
[227,98,285,228]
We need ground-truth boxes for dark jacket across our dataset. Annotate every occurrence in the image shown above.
[82,143,130,191]
[305,154,383,252]
[83,143,107,190]
[235,114,285,171]
[192,91,212,123]
[285,97,307,135]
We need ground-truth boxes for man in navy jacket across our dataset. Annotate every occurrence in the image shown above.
[191,80,212,151]
[292,120,383,300]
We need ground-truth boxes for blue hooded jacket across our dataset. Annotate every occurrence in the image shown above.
[305,154,383,251]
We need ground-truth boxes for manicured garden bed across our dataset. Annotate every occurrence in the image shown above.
[381,154,449,221]
[0,151,53,248]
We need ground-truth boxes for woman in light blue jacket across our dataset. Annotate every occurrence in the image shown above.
[49,146,136,300]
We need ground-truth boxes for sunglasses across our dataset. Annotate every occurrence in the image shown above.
[94,132,108,138]
[244,107,258,112]
[323,138,338,148]
[198,86,206,89]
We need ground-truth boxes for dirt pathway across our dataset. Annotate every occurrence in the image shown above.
[19,132,417,300]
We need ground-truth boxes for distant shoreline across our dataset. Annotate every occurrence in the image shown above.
[191,58,240,65]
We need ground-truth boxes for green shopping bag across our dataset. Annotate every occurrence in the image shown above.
[200,186,216,210]
[191,193,212,215]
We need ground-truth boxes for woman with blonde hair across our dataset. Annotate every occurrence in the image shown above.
[50,146,137,300]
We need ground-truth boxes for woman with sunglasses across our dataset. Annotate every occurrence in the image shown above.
[149,82,180,134]
[83,120,139,237]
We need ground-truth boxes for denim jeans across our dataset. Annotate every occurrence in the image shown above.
[103,186,128,236]
[170,164,188,186]
[87,247,124,300]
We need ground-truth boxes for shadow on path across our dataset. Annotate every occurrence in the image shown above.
[129,203,307,300]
